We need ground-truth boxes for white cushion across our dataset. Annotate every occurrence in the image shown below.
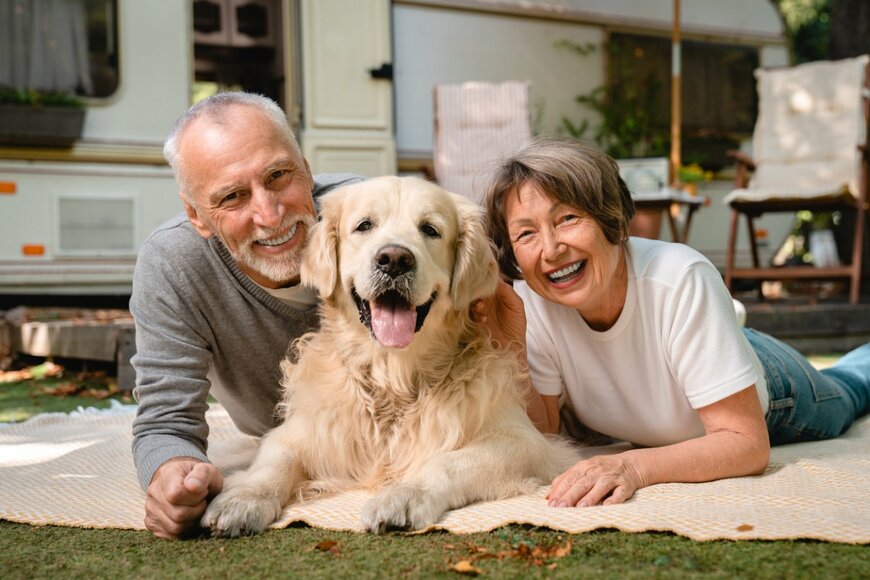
[725,55,868,204]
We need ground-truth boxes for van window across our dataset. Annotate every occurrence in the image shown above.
[0,0,119,99]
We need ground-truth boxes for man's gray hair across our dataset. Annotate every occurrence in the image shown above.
[163,92,301,206]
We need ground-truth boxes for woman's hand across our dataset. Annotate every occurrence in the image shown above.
[471,279,527,353]
[548,387,770,508]
[548,453,645,507]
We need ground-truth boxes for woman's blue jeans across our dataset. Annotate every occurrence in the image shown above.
[743,329,870,446]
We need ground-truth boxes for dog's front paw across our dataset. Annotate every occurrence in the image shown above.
[201,486,283,538]
[360,485,445,534]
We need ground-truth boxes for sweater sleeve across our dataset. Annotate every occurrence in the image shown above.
[130,235,214,490]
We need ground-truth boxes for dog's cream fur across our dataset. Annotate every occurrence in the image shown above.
[202,176,578,536]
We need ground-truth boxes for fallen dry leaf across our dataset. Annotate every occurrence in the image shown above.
[450,560,483,576]
[552,540,572,558]
[307,540,341,556]
[453,537,572,570]
[491,540,573,566]
[45,382,82,397]
[736,524,754,532]
[80,385,119,399]
[0,369,32,383]
[0,361,65,383]
[314,540,337,551]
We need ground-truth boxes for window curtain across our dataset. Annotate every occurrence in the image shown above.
[0,0,93,95]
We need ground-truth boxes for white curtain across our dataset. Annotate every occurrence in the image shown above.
[0,0,93,95]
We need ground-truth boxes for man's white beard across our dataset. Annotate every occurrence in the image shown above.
[230,214,316,285]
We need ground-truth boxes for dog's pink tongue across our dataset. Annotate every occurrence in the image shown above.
[370,302,417,348]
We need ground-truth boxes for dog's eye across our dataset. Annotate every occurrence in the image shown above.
[355,219,373,232]
[419,223,440,239]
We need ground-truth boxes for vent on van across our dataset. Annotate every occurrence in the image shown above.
[56,196,137,256]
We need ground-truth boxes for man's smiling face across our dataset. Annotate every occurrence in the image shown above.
[179,104,316,288]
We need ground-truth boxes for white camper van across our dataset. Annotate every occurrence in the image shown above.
[0,0,788,298]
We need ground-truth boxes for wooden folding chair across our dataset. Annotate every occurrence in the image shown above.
[724,55,870,304]
[433,81,532,205]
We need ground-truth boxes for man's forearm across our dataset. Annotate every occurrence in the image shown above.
[132,432,210,490]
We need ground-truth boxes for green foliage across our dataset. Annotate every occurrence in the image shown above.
[796,209,838,231]
[0,86,84,108]
[678,163,714,184]
[771,0,832,63]
[530,96,546,136]
[557,40,666,159]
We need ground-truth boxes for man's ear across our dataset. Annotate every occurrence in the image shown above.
[183,199,213,239]
[300,189,341,298]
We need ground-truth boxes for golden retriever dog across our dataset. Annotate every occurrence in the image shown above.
[202,176,577,536]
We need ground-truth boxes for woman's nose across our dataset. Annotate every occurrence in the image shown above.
[541,229,565,260]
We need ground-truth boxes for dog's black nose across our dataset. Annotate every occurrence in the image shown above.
[375,245,416,278]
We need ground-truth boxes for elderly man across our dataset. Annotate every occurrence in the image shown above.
[131,92,360,539]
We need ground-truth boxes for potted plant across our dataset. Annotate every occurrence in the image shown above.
[0,87,86,147]
[677,163,713,196]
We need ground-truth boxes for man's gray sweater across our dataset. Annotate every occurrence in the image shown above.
[130,174,361,489]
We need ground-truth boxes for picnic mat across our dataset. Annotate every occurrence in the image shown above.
[1,404,868,543]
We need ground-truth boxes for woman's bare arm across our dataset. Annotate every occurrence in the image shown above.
[548,386,770,507]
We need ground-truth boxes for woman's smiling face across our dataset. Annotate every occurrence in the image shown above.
[505,181,627,329]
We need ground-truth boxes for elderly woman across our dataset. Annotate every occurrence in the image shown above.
[484,137,870,508]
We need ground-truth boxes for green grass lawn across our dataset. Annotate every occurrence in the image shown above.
[1,356,866,578]
[2,521,867,579]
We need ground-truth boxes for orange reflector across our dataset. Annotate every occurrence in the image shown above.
[0,182,16,194]
[22,244,46,256]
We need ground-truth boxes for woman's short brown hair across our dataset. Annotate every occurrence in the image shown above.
[485,137,635,280]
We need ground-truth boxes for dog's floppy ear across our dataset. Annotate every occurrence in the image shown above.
[300,189,342,298]
[450,194,500,310]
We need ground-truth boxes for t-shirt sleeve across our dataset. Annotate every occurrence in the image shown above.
[666,261,760,409]
[518,287,564,397]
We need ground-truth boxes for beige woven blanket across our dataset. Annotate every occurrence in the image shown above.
[1,406,867,543]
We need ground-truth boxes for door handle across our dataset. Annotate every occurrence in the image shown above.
[368,63,393,80]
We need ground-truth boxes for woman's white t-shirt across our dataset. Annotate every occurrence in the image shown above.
[516,237,768,447]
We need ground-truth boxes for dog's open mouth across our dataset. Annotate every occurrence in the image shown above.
[352,288,435,349]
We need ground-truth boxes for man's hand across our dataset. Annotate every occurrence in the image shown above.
[471,279,527,353]
[144,457,223,539]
